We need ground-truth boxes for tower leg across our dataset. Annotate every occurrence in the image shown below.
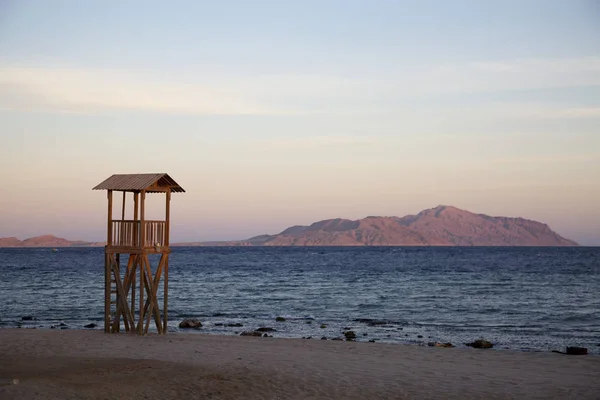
[130,255,136,326]
[115,254,120,332]
[137,254,145,335]
[104,252,110,333]
[163,255,169,334]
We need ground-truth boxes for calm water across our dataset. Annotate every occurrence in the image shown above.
[1,246,598,353]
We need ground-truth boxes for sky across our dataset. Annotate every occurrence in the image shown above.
[0,0,599,245]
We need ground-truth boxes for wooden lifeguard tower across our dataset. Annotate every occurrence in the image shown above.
[93,173,185,335]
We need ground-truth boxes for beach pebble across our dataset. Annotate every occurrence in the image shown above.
[240,331,262,337]
[566,347,588,355]
[466,339,494,349]
[178,319,202,329]
[428,342,454,348]
[343,331,356,340]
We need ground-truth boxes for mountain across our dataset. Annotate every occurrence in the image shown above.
[0,206,579,247]
[248,206,578,246]
[0,235,103,248]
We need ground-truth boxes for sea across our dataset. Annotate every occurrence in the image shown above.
[1,246,598,354]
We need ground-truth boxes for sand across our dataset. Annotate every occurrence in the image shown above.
[0,329,598,399]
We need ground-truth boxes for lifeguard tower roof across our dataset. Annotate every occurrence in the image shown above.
[93,173,185,193]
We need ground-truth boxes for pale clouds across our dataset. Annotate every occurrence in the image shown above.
[267,135,375,149]
[0,56,599,116]
[386,56,600,96]
[489,153,600,165]
[0,67,279,115]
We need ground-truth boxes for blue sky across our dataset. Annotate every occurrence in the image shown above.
[0,0,599,244]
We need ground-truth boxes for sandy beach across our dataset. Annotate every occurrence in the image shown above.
[0,329,598,399]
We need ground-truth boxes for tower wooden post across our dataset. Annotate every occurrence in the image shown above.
[93,174,185,335]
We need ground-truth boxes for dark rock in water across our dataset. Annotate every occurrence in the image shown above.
[84,323,97,329]
[21,316,35,321]
[353,318,392,327]
[466,339,493,349]
[226,323,243,327]
[320,324,327,329]
[321,337,327,340]
[263,333,269,337]
[362,333,368,337]
[566,347,588,355]
[60,326,68,330]
[59,323,67,327]
[331,337,343,341]
[214,323,224,326]
[256,327,276,332]
[303,336,312,340]
[275,317,286,322]
[344,331,356,340]
[306,321,312,324]
[417,335,423,339]
[50,325,55,329]
[369,339,377,343]
[240,331,263,337]
[178,319,202,329]
[343,327,351,330]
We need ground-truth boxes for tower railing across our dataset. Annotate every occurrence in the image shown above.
[110,220,166,248]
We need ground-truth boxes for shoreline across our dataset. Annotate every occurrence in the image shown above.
[1,329,599,399]
[5,321,599,356]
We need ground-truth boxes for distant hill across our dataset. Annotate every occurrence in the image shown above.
[0,206,579,247]
[0,235,103,248]
[174,206,578,247]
